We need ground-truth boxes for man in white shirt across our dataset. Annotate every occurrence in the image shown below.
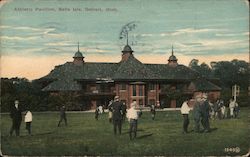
[180,98,191,134]
[229,98,235,118]
[24,109,32,135]
[126,101,138,140]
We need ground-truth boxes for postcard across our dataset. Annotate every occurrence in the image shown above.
[0,0,249,156]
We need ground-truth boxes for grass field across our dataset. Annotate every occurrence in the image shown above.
[1,108,250,156]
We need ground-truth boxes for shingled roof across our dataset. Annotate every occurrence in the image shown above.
[187,79,222,92]
[145,64,200,80]
[113,55,158,80]
[42,79,82,91]
[39,53,219,91]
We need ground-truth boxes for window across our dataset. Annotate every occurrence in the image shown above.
[149,84,155,90]
[139,85,143,96]
[139,99,143,106]
[119,84,126,90]
[133,85,136,96]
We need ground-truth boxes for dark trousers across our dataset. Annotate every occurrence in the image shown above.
[26,122,31,135]
[182,114,189,133]
[129,119,137,139]
[58,116,67,126]
[10,120,21,136]
[113,119,122,135]
[95,113,99,120]
[122,114,126,122]
[194,117,200,132]
[201,116,210,132]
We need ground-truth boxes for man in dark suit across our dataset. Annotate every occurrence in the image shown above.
[109,96,123,135]
[121,102,127,122]
[200,94,211,133]
[10,100,22,136]
[58,105,67,127]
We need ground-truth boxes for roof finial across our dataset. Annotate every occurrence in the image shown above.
[171,45,174,56]
[126,31,129,45]
[78,42,80,52]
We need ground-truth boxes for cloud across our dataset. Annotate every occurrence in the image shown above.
[171,28,225,36]
[197,39,246,47]
[215,32,249,37]
[1,24,68,40]
[1,35,38,41]
[140,33,154,37]
[45,41,73,47]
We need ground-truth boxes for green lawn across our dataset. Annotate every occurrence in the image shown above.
[1,108,250,156]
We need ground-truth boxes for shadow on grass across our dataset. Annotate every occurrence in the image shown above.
[136,133,153,139]
[2,131,55,138]
[209,127,218,132]
[33,131,55,136]
[188,127,218,134]
[122,129,145,135]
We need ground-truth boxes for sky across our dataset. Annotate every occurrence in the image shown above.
[0,0,249,80]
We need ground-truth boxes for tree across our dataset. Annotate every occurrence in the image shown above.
[1,77,49,112]
[188,59,212,77]
[212,60,249,90]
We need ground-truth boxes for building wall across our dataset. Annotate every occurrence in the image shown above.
[147,84,160,106]
[78,82,221,109]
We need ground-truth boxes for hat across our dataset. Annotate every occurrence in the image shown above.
[114,96,119,100]
[131,101,136,107]
[202,93,208,99]
[195,94,202,99]
[14,100,19,104]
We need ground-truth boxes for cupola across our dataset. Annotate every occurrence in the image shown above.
[73,42,84,65]
[121,32,134,61]
[168,45,178,66]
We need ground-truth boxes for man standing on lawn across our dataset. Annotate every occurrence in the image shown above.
[180,98,191,134]
[193,94,202,133]
[200,94,211,133]
[10,100,22,136]
[109,96,123,135]
[150,104,156,120]
[121,102,127,122]
[127,101,138,140]
[58,105,67,127]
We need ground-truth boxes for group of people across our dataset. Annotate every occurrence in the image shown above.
[181,94,212,134]
[9,100,32,136]
[10,94,240,138]
[209,98,239,120]
[107,96,140,140]
[180,94,240,134]
[9,100,68,137]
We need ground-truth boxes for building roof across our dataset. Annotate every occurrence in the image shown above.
[73,51,84,58]
[39,48,220,91]
[187,79,222,92]
[42,79,82,91]
[113,55,158,80]
[145,64,199,80]
[168,46,178,62]
[168,55,178,62]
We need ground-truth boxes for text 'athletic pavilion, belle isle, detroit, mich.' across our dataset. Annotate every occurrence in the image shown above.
[38,43,221,110]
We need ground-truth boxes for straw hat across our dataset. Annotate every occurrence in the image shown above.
[114,96,119,100]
